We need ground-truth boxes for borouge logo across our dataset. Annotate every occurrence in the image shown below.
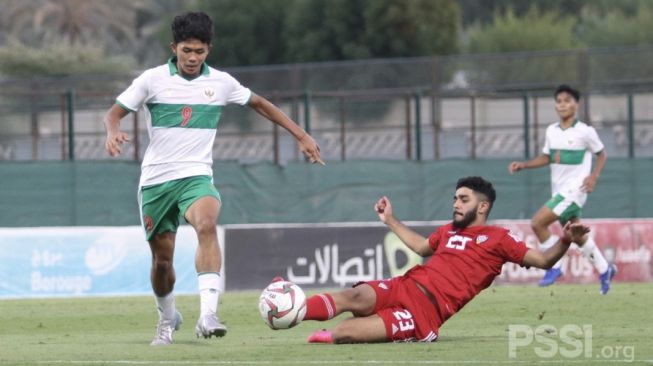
[85,235,129,276]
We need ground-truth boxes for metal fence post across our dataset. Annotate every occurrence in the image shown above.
[339,96,346,161]
[414,91,422,161]
[272,92,280,164]
[470,95,476,159]
[578,49,590,123]
[67,89,75,161]
[627,93,635,159]
[430,56,441,160]
[303,91,311,135]
[302,91,312,163]
[132,112,140,161]
[405,96,412,159]
[523,93,530,160]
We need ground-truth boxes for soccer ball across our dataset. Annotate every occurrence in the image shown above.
[258,280,307,330]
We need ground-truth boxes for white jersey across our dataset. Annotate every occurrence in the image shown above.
[542,120,604,206]
[116,58,251,187]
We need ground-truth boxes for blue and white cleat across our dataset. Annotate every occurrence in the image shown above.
[538,268,563,287]
[599,264,617,295]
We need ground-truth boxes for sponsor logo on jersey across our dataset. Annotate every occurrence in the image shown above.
[476,235,488,244]
[378,282,389,290]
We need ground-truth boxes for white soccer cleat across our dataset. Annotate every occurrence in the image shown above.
[150,310,183,346]
[195,314,227,339]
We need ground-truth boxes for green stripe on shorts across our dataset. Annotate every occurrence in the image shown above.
[545,193,582,225]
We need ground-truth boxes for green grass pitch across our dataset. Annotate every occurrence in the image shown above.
[0,283,650,365]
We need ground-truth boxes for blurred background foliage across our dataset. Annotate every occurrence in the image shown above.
[1,0,653,76]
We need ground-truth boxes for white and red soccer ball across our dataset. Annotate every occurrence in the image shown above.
[258,281,307,330]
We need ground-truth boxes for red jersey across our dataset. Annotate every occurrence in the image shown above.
[405,223,529,323]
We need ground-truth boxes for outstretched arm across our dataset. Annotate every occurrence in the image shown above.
[375,196,433,257]
[522,222,590,269]
[248,93,324,165]
[508,154,550,174]
[103,104,131,157]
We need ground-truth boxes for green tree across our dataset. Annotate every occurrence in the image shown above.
[0,0,180,68]
[577,5,653,47]
[283,0,369,62]
[363,0,459,57]
[458,0,586,26]
[197,0,288,67]
[285,0,459,63]
[461,7,579,87]
[465,6,577,53]
[0,0,138,47]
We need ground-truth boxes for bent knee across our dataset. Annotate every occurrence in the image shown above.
[152,257,173,273]
[194,219,217,236]
[338,287,375,315]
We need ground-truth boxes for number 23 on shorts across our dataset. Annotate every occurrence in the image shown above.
[393,309,415,331]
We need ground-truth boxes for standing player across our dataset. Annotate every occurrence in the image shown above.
[273,176,589,344]
[508,84,616,293]
[103,12,323,346]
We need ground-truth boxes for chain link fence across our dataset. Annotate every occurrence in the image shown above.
[1,46,652,162]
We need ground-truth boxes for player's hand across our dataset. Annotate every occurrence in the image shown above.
[105,130,130,157]
[580,175,597,193]
[508,161,524,174]
[374,196,393,224]
[298,134,325,166]
[562,221,590,244]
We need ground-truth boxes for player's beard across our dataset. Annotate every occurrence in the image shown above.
[452,207,477,229]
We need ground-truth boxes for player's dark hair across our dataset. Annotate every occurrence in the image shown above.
[456,176,496,216]
[171,12,213,45]
[554,84,580,102]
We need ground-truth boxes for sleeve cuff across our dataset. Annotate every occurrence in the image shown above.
[116,100,136,113]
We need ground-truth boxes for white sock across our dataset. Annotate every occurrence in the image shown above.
[198,272,221,317]
[540,235,563,270]
[155,292,176,320]
[579,237,609,274]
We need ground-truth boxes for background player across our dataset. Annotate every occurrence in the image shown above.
[274,176,590,344]
[508,84,616,294]
[103,12,323,345]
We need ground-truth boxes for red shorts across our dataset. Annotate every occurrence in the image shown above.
[356,276,443,342]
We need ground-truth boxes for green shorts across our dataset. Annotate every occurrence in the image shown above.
[545,193,582,225]
[139,175,220,240]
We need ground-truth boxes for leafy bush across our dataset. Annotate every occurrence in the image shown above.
[577,5,653,47]
[464,6,577,53]
[0,40,135,77]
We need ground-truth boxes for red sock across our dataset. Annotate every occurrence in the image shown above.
[304,293,336,321]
